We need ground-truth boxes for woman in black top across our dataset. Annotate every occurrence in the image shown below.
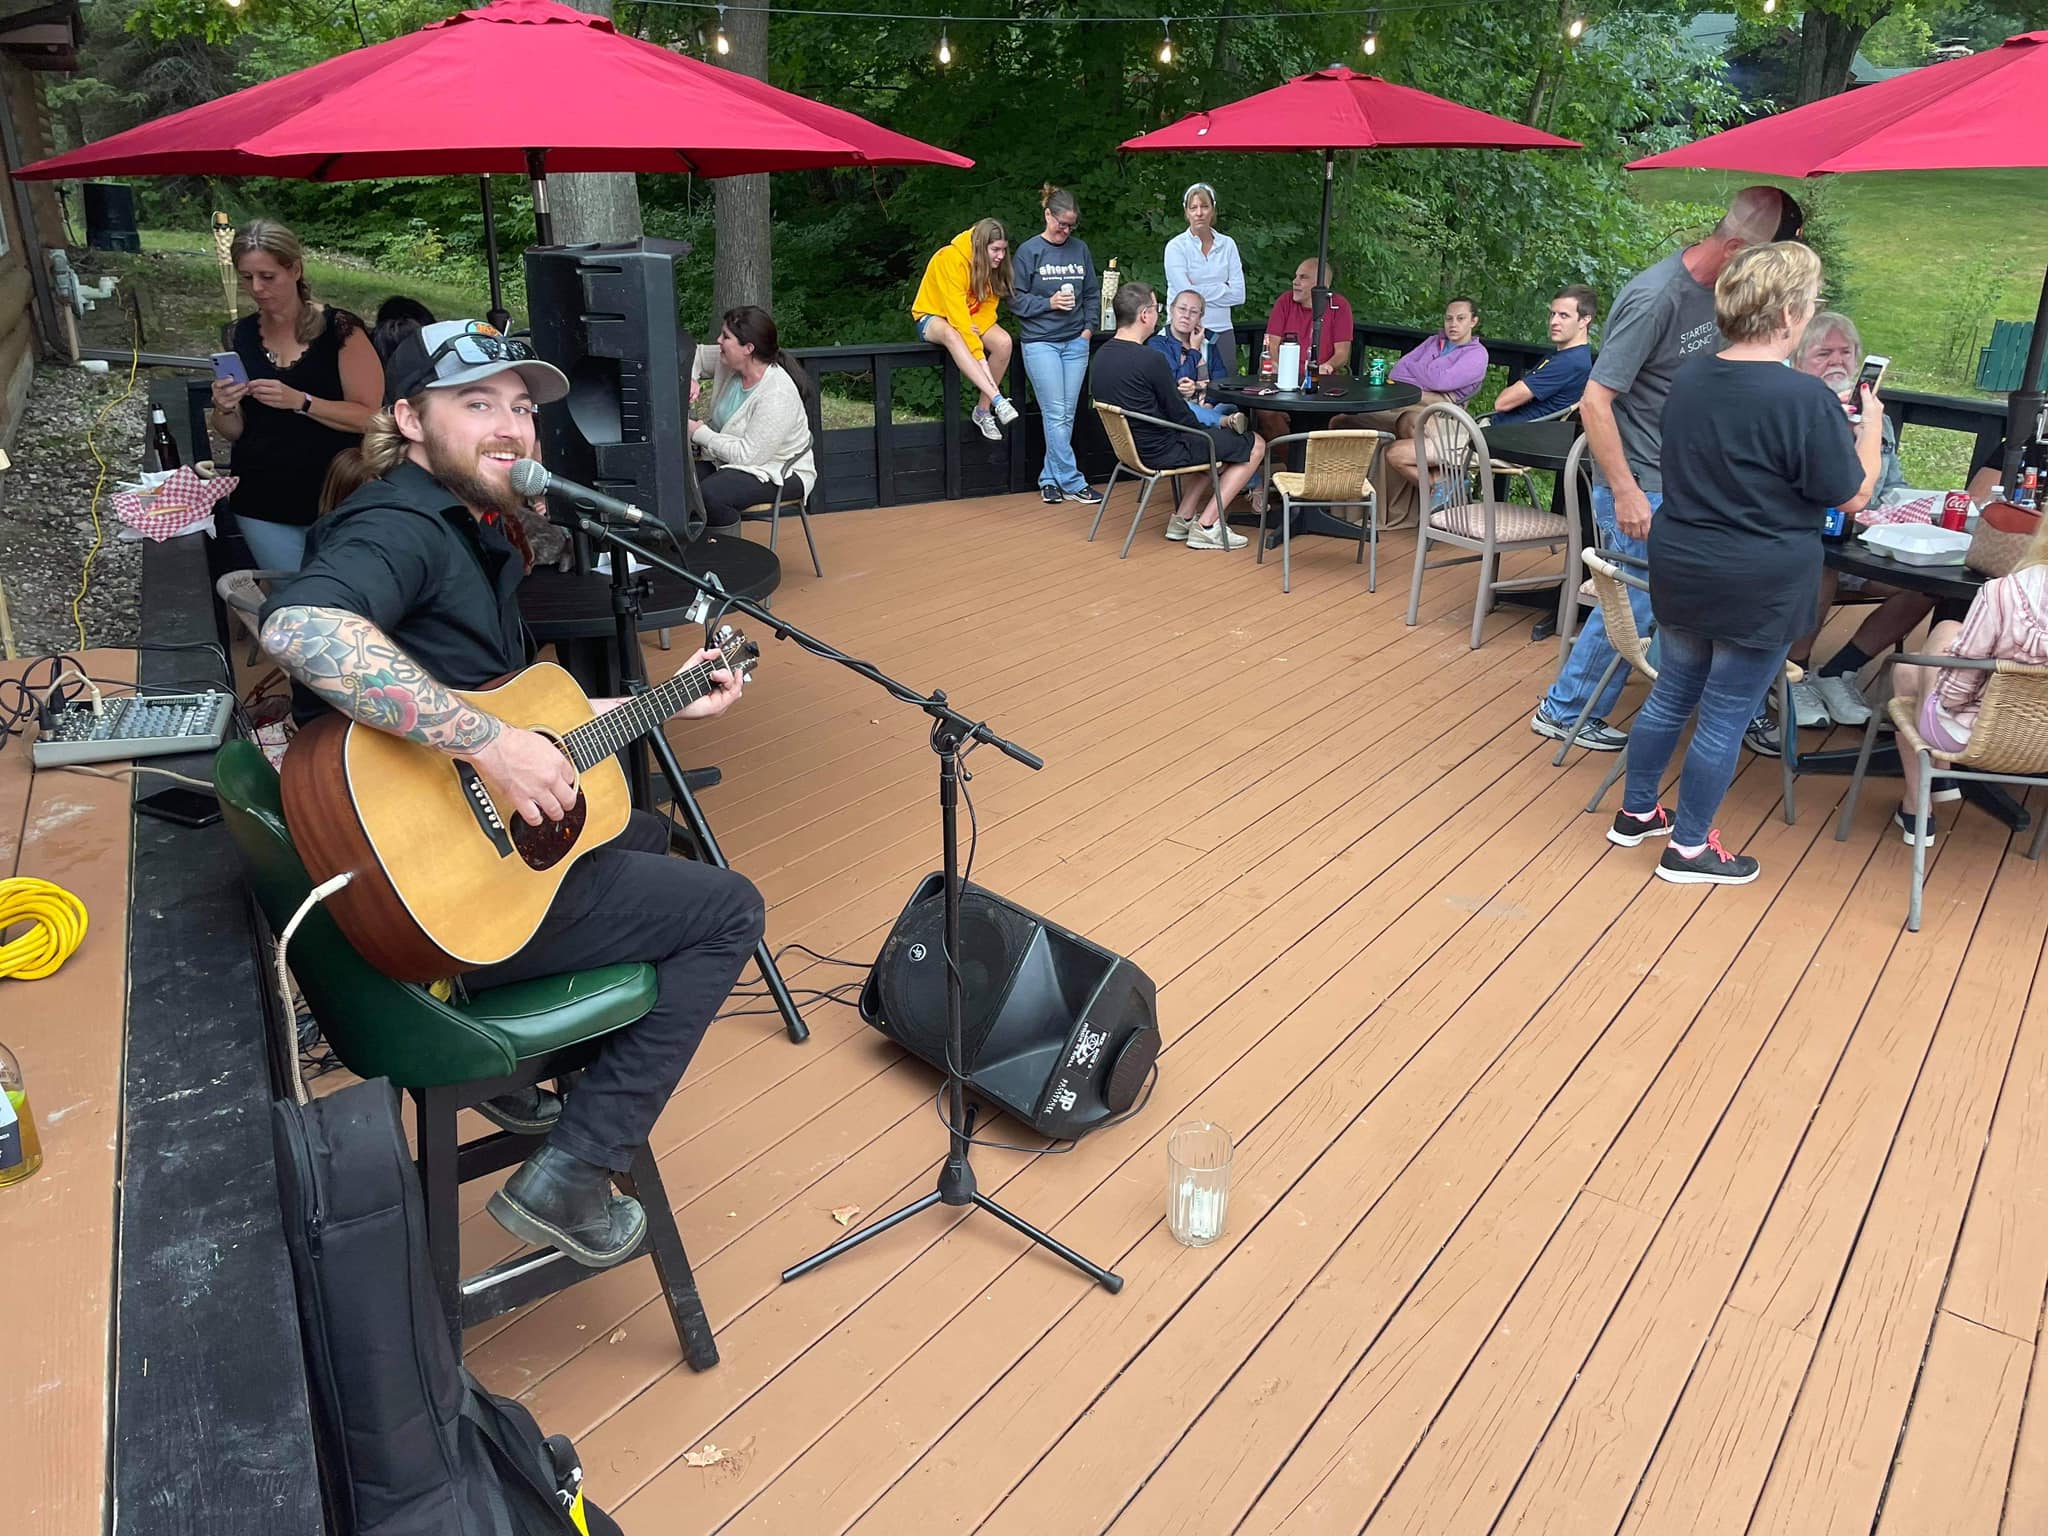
[1609,242,1882,887]
[209,219,383,571]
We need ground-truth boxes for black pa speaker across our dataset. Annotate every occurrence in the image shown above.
[862,875,1160,1140]
[523,240,699,540]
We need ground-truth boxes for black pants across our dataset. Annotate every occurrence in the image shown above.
[696,462,805,530]
[467,810,764,1170]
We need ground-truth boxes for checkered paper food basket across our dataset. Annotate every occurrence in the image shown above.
[112,466,238,541]
[1855,488,1945,528]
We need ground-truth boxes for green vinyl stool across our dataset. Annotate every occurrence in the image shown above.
[214,739,717,1371]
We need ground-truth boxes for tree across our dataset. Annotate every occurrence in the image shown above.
[546,0,644,246]
[1795,0,1894,103]
[711,3,773,316]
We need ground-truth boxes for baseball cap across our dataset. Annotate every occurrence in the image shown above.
[1773,189,1807,244]
[381,319,570,408]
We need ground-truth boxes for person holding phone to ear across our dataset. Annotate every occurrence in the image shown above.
[210,219,383,572]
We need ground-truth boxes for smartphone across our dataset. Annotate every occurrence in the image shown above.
[211,351,249,387]
[136,785,222,829]
[1847,354,1888,420]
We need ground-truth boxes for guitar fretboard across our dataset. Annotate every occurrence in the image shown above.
[561,649,737,771]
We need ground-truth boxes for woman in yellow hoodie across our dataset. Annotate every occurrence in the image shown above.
[912,218,1017,440]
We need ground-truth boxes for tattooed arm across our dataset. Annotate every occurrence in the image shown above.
[261,604,579,824]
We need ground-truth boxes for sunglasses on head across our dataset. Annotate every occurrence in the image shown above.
[427,330,538,371]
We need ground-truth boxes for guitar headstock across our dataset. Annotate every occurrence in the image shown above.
[710,622,762,682]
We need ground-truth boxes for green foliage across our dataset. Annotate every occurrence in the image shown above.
[1862,3,1936,63]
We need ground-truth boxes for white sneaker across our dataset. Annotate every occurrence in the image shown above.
[1165,510,1194,541]
[992,395,1020,427]
[971,406,1001,441]
[1812,673,1873,726]
[1186,518,1248,551]
[1787,679,1831,728]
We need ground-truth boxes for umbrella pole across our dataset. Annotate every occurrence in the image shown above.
[527,148,554,246]
[1310,149,1334,371]
[2006,264,2048,493]
[480,176,511,332]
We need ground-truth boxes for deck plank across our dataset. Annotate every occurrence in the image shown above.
[1877,1309,2031,1535]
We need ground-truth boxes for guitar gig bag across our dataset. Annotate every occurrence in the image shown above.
[271,1077,626,1535]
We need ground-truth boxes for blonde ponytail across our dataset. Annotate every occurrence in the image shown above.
[359,410,412,478]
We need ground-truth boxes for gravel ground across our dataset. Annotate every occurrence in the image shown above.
[1,362,147,659]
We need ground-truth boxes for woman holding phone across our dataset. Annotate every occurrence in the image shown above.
[209,219,383,570]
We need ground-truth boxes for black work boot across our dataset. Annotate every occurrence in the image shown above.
[476,1085,564,1136]
[486,1144,646,1268]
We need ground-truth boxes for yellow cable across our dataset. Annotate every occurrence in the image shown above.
[0,877,89,980]
[72,315,143,651]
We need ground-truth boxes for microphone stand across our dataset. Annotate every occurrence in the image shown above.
[553,507,1123,1295]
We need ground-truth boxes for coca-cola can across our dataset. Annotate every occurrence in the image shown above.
[1941,491,1972,531]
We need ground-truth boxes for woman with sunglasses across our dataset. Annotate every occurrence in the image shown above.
[1011,185,1102,507]
[209,219,384,570]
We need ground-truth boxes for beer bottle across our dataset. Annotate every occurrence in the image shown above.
[147,407,181,473]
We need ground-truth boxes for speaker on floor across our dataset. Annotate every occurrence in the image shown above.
[862,875,1161,1140]
[523,239,701,540]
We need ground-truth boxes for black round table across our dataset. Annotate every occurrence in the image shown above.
[1472,419,1587,639]
[521,531,781,698]
[1208,376,1424,542]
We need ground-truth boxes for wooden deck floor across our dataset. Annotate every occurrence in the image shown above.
[462,490,2048,1535]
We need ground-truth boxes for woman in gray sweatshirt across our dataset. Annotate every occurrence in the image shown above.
[1010,184,1102,506]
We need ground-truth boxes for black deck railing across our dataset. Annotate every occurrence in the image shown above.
[173,323,2011,523]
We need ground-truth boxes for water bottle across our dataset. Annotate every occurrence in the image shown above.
[0,1041,44,1189]
[1277,333,1303,393]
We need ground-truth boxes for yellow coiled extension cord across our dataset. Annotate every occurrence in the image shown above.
[0,878,89,980]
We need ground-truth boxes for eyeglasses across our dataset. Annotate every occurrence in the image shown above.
[1053,216,1079,232]
[427,328,538,371]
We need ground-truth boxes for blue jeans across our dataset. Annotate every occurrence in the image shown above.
[1622,624,1792,846]
[1022,335,1091,494]
[1541,485,1658,722]
[237,516,308,572]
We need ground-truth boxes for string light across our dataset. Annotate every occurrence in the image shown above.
[1158,17,1174,64]
[1762,0,1776,11]
[937,21,951,63]
[1566,14,1585,38]
[1362,10,1378,54]
[713,2,731,53]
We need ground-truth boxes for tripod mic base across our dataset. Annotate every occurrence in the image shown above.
[781,1182,1123,1293]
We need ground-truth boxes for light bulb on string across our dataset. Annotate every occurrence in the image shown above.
[1362,16,1378,56]
[1566,15,1585,40]
[937,23,951,65]
[1762,0,1776,12]
[1158,18,1174,66]
[713,4,730,56]
[224,0,243,8]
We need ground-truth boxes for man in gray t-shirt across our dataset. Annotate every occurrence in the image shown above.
[1533,185,1806,750]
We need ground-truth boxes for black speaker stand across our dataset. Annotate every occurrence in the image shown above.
[783,713,1122,1293]
[593,519,808,1047]
[540,507,1120,1294]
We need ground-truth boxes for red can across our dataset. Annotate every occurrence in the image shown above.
[1941,491,1972,531]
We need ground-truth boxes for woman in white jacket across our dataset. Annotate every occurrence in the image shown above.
[687,306,817,531]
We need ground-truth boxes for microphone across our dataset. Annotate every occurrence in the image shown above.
[508,459,650,524]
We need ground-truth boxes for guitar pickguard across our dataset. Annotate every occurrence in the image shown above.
[510,790,589,871]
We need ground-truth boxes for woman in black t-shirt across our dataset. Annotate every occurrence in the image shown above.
[209,220,384,571]
[1608,242,1882,887]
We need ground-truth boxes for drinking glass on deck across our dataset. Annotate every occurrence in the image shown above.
[1167,1121,1233,1247]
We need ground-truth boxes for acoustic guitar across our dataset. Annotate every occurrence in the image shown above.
[281,626,759,983]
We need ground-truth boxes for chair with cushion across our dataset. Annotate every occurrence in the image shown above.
[214,739,718,1370]
[734,359,824,578]
[1405,403,1580,650]
[1576,549,1803,829]
[1258,429,1391,593]
[1834,654,2048,930]
[1089,402,1225,558]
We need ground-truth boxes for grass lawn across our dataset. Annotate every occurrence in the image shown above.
[1634,168,2048,487]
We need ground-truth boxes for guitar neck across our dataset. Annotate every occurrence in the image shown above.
[562,659,724,772]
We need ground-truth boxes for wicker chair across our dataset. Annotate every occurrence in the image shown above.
[1257,429,1390,592]
[732,359,825,577]
[1833,654,2048,930]
[1405,403,1579,650]
[1577,547,1804,827]
[1483,400,1578,509]
[1089,402,1225,558]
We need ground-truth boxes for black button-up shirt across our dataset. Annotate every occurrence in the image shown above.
[260,461,532,722]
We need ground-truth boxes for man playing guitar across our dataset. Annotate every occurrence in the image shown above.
[258,319,762,1269]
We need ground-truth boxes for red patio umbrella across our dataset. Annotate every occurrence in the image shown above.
[1628,31,2048,486]
[17,0,970,316]
[1123,66,1580,364]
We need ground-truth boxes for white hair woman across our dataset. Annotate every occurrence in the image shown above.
[1162,182,1246,375]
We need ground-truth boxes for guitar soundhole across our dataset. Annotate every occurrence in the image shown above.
[510,791,589,871]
